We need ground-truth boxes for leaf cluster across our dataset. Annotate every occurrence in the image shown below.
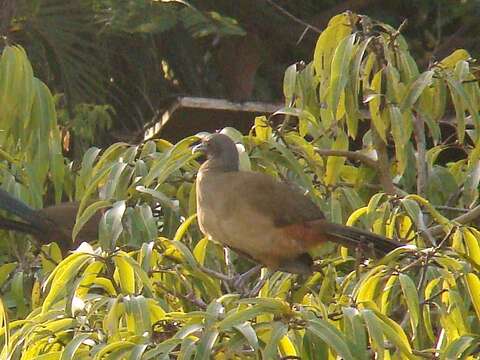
[2,12,480,359]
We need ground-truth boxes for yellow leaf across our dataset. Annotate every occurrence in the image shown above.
[346,206,367,226]
[325,130,348,185]
[42,253,92,313]
[368,70,387,142]
[41,243,63,274]
[279,335,298,357]
[31,280,41,310]
[93,277,117,296]
[193,237,209,266]
[113,255,136,294]
[462,228,480,266]
[76,260,105,298]
[174,214,197,241]
[254,116,272,141]
[465,273,480,320]
[314,13,354,99]
[439,49,471,69]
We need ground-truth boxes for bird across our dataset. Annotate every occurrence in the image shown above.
[194,133,403,274]
[0,188,101,250]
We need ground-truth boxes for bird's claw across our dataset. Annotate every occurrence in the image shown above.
[199,264,265,297]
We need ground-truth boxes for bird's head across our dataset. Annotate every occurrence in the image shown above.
[193,133,239,172]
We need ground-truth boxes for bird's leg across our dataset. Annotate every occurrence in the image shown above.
[232,264,263,292]
[354,237,373,277]
[198,264,231,282]
[248,269,272,297]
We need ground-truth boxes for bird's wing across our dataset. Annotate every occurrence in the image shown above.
[213,171,325,226]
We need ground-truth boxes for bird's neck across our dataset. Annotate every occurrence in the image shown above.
[201,155,239,173]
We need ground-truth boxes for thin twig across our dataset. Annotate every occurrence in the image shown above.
[156,282,207,309]
[434,205,469,213]
[265,0,322,34]
[371,130,397,195]
[413,114,428,196]
[416,211,437,247]
[427,204,480,236]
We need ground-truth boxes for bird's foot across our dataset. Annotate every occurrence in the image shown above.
[232,264,262,291]
[247,271,271,297]
[199,263,267,296]
[199,265,231,282]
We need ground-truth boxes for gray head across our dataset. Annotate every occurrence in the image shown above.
[193,133,239,172]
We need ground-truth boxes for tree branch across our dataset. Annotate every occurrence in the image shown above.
[413,114,428,196]
[315,149,378,168]
[427,204,480,236]
[371,130,397,195]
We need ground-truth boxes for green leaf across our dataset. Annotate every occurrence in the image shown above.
[136,186,178,212]
[367,193,386,215]
[362,309,386,360]
[99,200,126,250]
[343,307,369,360]
[400,71,434,112]
[306,318,355,360]
[73,200,111,243]
[143,339,183,359]
[401,198,422,228]
[371,309,415,358]
[283,63,297,104]
[368,70,387,142]
[195,327,219,360]
[325,129,348,185]
[143,136,198,187]
[42,253,93,313]
[218,306,270,330]
[124,295,151,335]
[442,335,478,360]
[399,273,420,337]
[328,34,356,117]
[60,333,90,360]
[0,263,17,288]
[388,105,410,174]
[234,322,259,351]
[263,321,288,359]
[95,340,136,359]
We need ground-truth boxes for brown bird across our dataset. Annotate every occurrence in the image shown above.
[194,133,403,274]
[0,188,101,250]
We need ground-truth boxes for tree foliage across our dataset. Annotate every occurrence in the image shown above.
[7,0,480,136]
[2,11,480,359]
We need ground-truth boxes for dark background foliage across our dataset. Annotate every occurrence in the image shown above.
[3,0,480,146]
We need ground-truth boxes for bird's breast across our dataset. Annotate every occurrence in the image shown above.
[196,172,306,266]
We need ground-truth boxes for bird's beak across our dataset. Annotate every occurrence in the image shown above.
[192,142,207,154]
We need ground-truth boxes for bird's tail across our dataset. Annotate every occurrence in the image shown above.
[0,188,46,232]
[300,219,402,255]
[320,221,402,254]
